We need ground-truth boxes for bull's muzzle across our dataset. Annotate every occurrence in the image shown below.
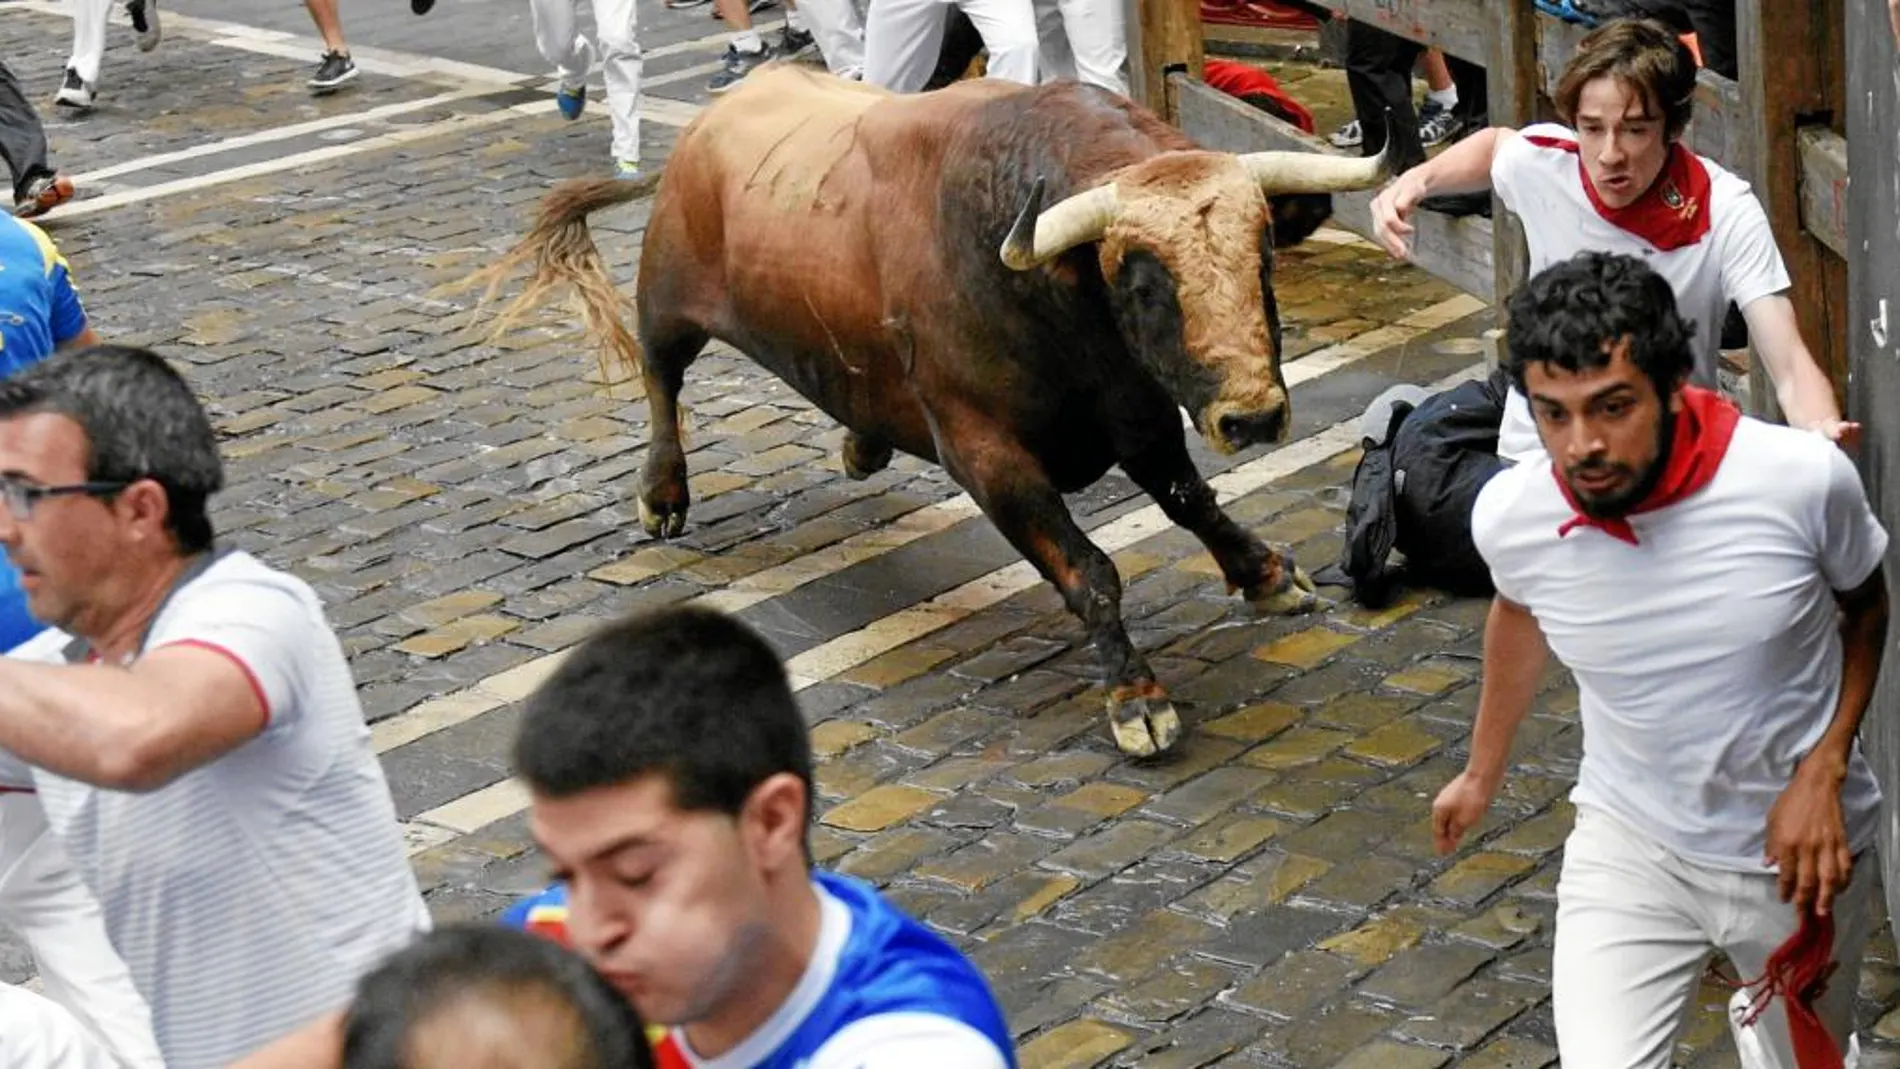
[1202,398,1293,453]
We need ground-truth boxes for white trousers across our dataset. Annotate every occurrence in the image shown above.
[0,791,165,1069]
[863,0,1038,92]
[1030,0,1127,94]
[65,0,115,86]
[529,0,642,163]
[1553,805,1874,1069]
[799,0,867,78]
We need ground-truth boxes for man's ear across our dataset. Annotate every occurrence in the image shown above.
[740,772,810,874]
[115,478,174,546]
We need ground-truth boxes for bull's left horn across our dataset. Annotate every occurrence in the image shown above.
[999,176,1120,271]
[1239,109,1398,194]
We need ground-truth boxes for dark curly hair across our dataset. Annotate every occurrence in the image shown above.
[1504,251,1696,403]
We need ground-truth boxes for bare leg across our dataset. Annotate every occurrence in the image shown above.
[305,0,347,53]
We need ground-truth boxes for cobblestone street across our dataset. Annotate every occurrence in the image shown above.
[5,2,1899,1064]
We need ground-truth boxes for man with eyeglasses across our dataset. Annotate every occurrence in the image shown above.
[0,345,429,1069]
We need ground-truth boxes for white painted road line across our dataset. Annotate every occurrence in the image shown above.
[396,360,1489,850]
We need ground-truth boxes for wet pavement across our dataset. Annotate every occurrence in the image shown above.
[1,3,1894,1064]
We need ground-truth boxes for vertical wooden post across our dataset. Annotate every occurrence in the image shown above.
[1732,0,1847,420]
[1484,0,1541,309]
[1126,0,1204,119]
[1843,0,1900,953]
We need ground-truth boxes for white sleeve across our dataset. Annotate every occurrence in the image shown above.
[0,985,124,1069]
[1717,188,1793,312]
[146,572,312,733]
[807,1013,1011,1069]
[1488,128,1531,216]
[1469,471,1528,606]
[1811,446,1889,592]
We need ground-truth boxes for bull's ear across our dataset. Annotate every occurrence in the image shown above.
[999,177,1119,270]
[1268,193,1334,248]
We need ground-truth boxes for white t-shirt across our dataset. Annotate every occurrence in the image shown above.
[0,984,120,1069]
[1491,124,1793,462]
[1471,418,1888,871]
[9,551,432,1069]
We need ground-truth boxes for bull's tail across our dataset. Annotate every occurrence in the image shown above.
[456,176,653,380]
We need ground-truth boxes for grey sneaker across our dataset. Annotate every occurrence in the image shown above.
[309,50,358,92]
[707,44,769,94]
[776,25,815,58]
[1328,119,1361,149]
[1418,100,1460,147]
[125,0,161,51]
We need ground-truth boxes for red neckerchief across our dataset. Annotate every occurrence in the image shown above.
[1524,134,1714,251]
[1554,385,1740,545]
[1730,909,1845,1069]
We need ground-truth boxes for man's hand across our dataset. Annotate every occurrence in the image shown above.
[1764,755,1854,916]
[1812,418,1863,450]
[1432,769,1499,854]
[1370,177,1422,259]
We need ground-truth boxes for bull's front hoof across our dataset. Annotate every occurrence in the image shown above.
[637,495,688,539]
[842,432,893,481]
[1106,684,1183,758]
[1246,562,1320,615]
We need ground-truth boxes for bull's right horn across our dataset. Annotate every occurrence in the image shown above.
[1239,108,1398,195]
[999,176,1121,271]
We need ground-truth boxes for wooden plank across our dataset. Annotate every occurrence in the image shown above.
[1487,0,1542,309]
[1733,0,1847,416]
[1796,126,1848,261]
[1127,0,1204,116]
[1171,74,1499,301]
[1298,0,1488,66]
[1843,0,1900,949]
[1534,11,1743,166]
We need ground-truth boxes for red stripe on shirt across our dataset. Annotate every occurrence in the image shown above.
[159,639,273,734]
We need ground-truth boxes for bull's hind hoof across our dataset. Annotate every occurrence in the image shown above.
[1246,561,1320,615]
[1107,683,1183,757]
[842,432,893,481]
[637,496,688,539]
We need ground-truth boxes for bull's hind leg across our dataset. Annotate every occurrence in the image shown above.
[636,321,708,538]
[1120,431,1319,614]
[935,417,1181,757]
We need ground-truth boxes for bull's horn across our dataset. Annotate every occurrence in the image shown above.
[1239,109,1398,194]
[999,176,1121,271]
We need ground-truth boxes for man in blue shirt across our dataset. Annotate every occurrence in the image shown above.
[0,215,97,650]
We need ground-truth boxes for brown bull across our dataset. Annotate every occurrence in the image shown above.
[476,64,1391,756]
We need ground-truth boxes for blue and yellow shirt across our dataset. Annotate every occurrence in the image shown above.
[0,215,89,380]
[1,215,89,652]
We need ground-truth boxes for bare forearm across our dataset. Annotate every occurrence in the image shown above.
[1774,353,1844,431]
[231,1011,346,1069]
[1397,126,1506,200]
[1811,586,1889,770]
[0,664,138,784]
[1466,597,1549,788]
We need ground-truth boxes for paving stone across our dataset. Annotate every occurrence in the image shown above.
[395,614,521,657]
[835,826,968,882]
[1098,958,1245,1024]
[917,831,1062,892]
[819,784,942,833]
[1329,1039,1451,1069]
[810,720,881,759]
[1429,851,1540,907]
[1224,949,1360,1019]
[1131,1007,1272,1069]
[1045,860,1219,936]
[1358,942,1500,1009]
[1018,1017,1135,1069]
[1252,626,1360,669]
[1458,1034,1560,1069]
[1343,718,1444,768]
[1176,814,1285,864]
[1042,821,1183,880]
[1260,999,1405,1068]
[1241,725,1356,770]
[1016,783,1150,837]
[1073,909,1221,982]
[1211,902,1358,971]
[1396,972,1546,1049]
[1199,700,1302,743]
[1143,767,1275,827]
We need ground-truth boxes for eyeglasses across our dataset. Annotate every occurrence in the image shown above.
[0,475,131,520]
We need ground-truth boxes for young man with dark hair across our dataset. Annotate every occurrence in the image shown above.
[342,925,655,1069]
[1368,17,1853,460]
[242,604,1015,1069]
[1433,251,1890,1068]
[503,606,1016,1069]
[0,346,428,1068]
